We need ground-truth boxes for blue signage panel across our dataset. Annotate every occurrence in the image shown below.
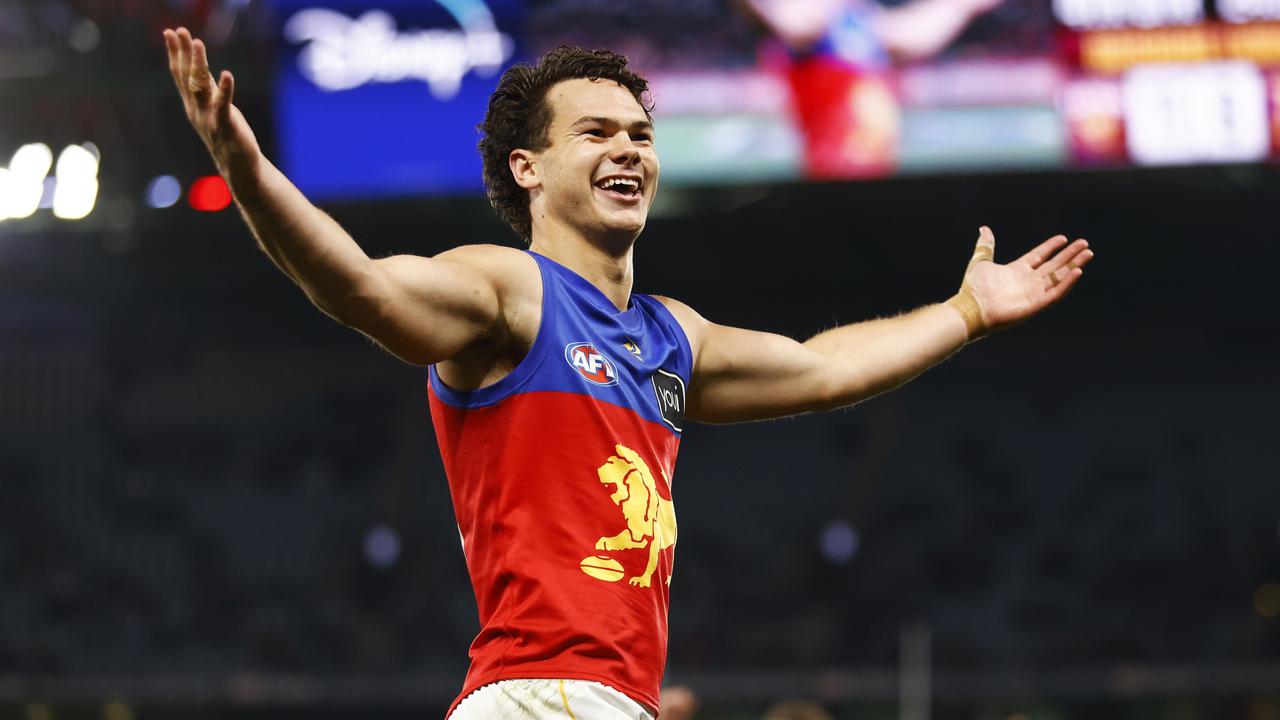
[272,0,523,199]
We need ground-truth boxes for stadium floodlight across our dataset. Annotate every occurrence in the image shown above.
[12,143,53,179]
[52,144,100,220]
[0,143,54,221]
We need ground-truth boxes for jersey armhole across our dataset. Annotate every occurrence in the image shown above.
[643,295,695,386]
[429,252,553,409]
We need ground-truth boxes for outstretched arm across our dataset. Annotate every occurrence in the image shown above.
[664,227,1094,424]
[739,0,1001,59]
[739,0,846,51]
[162,27,506,366]
[871,0,1004,61]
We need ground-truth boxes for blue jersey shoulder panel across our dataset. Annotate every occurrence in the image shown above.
[429,251,692,435]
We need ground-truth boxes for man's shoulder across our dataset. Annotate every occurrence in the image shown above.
[647,295,701,323]
[647,295,708,354]
[431,244,542,382]
[435,243,531,271]
[433,243,540,293]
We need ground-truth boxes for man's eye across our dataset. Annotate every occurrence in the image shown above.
[585,129,605,137]
[635,134,653,143]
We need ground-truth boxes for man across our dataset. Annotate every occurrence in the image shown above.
[163,28,1091,720]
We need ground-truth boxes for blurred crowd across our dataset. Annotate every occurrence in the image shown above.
[2,260,1276,678]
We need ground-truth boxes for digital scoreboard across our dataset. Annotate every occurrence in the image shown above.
[1053,0,1280,166]
[268,0,1280,197]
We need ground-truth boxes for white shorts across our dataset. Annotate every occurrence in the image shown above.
[448,679,656,720]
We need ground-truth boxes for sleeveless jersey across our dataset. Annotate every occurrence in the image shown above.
[427,251,693,717]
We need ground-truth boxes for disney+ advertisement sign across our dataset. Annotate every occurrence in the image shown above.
[273,0,522,199]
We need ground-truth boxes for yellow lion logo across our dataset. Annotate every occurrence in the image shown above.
[588,443,677,588]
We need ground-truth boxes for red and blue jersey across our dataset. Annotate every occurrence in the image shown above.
[428,251,692,716]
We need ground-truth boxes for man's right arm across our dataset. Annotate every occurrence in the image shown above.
[163,27,502,365]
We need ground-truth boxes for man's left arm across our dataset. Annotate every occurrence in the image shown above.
[662,227,1094,424]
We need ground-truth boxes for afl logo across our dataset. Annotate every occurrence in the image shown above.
[565,342,619,386]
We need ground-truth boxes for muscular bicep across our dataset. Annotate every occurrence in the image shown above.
[341,246,512,366]
[687,323,843,424]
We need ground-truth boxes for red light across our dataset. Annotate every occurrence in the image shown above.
[188,176,232,212]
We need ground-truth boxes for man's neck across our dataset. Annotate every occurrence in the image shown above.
[530,230,635,312]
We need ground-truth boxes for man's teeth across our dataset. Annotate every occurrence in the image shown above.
[600,178,639,193]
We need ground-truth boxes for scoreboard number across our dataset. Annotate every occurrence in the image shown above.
[1122,61,1269,165]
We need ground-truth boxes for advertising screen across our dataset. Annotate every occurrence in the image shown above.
[272,0,1280,198]
[273,0,522,198]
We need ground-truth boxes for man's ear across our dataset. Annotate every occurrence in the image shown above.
[510,149,539,190]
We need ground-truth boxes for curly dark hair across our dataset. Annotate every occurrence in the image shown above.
[478,46,654,243]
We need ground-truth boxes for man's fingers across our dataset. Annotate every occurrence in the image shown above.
[1046,267,1084,302]
[217,70,236,122]
[188,38,214,100]
[977,225,995,250]
[1045,245,1093,295]
[193,38,210,77]
[164,30,181,87]
[176,27,192,84]
[1021,234,1068,269]
[175,28,211,104]
[1042,241,1093,282]
[966,226,996,273]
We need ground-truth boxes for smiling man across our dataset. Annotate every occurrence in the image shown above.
[164,30,1092,720]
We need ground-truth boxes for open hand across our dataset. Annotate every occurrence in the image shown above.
[960,226,1094,336]
[163,27,260,177]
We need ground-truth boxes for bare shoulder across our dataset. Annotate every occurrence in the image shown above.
[432,244,542,341]
[431,242,529,266]
[375,243,538,300]
[432,243,537,287]
[362,243,541,364]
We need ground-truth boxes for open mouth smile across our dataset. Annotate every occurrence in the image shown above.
[594,175,643,204]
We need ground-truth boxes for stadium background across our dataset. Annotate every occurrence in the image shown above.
[1,0,1278,718]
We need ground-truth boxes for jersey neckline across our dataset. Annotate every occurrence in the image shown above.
[529,250,637,318]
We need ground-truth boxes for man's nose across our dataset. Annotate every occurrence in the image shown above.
[608,134,641,165]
